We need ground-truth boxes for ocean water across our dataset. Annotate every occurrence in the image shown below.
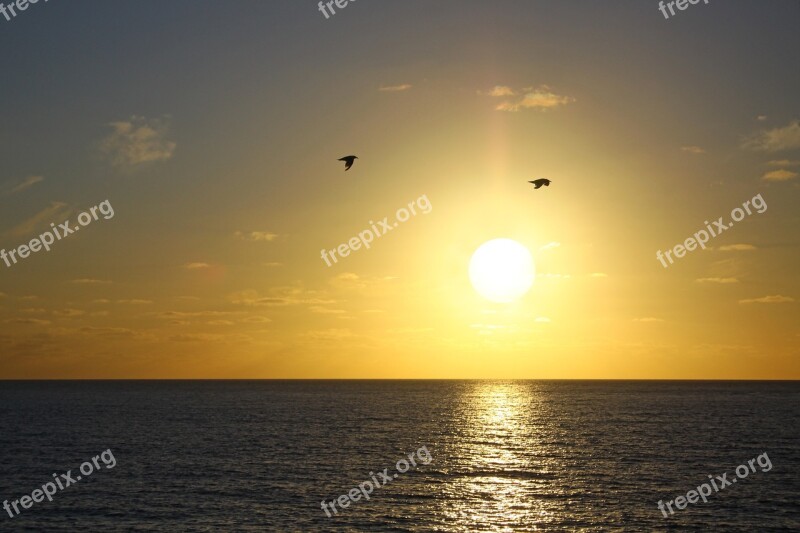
[0,381,798,532]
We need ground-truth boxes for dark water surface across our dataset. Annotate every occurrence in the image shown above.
[0,381,798,531]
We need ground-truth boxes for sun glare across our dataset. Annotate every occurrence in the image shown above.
[469,239,535,303]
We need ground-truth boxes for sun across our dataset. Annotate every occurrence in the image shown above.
[469,239,535,303]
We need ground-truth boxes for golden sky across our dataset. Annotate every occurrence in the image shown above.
[1,1,798,378]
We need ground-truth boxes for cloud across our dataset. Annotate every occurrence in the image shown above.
[743,120,800,152]
[168,333,224,343]
[234,231,278,242]
[69,278,112,285]
[241,316,272,324]
[4,201,70,239]
[379,84,412,92]
[757,115,768,121]
[493,85,575,112]
[538,273,571,280]
[739,295,794,304]
[263,262,282,267]
[589,272,608,278]
[766,159,800,167]
[633,317,665,323]
[718,244,757,252]
[155,311,239,319]
[539,242,561,251]
[6,318,51,325]
[6,175,44,195]
[309,306,346,315]
[681,146,706,154]
[207,320,235,326]
[79,327,137,337]
[695,277,740,284]
[302,328,354,341]
[480,86,516,97]
[116,299,153,305]
[100,115,176,167]
[762,169,798,182]
[53,309,85,317]
[229,286,334,307]
[184,262,211,270]
[328,272,396,291]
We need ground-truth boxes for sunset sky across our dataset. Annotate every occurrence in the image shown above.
[1,1,798,378]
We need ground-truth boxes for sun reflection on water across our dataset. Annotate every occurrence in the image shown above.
[436,381,562,531]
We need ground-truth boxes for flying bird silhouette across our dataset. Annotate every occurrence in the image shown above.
[528,179,551,189]
[338,155,358,171]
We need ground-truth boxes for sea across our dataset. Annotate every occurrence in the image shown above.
[0,381,798,532]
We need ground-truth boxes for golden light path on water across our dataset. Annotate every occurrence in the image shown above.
[436,382,565,531]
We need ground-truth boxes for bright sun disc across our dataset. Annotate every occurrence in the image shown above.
[469,239,535,303]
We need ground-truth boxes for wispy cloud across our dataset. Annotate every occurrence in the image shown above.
[302,328,354,341]
[479,85,516,97]
[539,241,561,251]
[155,311,240,320]
[53,309,86,317]
[739,295,794,304]
[241,316,272,324]
[538,273,571,280]
[184,262,211,270]
[5,175,44,196]
[633,317,665,323]
[695,277,739,284]
[743,120,800,152]
[589,272,608,278]
[379,84,412,92]
[766,159,800,167]
[492,85,575,112]
[6,318,51,326]
[79,327,137,338]
[229,286,334,307]
[309,306,346,315]
[234,231,278,242]
[328,272,396,291]
[116,299,153,305]
[100,115,176,168]
[681,146,706,154]
[762,169,798,182]
[4,201,70,239]
[69,278,112,285]
[718,244,757,252]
